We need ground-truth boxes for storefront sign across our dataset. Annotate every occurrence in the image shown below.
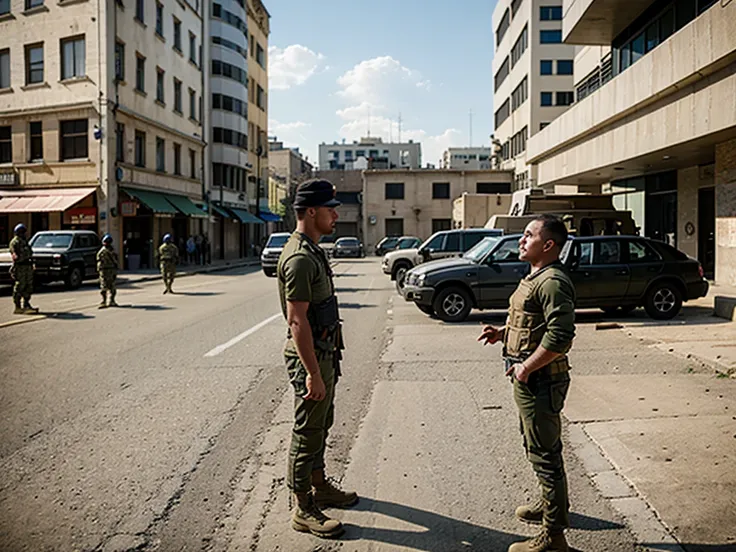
[64,207,97,225]
[0,171,17,187]
[120,201,137,217]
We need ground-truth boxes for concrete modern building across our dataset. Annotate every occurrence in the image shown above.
[314,169,363,241]
[492,0,577,190]
[0,0,207,270]
[453,192,513,229]
[362,169,513,251]
[526,0,735,285]
[319,137,421,171]
[442,147,492,170]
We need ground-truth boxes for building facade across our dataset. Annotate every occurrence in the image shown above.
[314,169,363,241]
[362,169,513,251]
[442,147,492,170]
[319,137,421,171]
[526,0,735,285]
[268,137,312,231]
[0,0,208,270]
[453,192,513,228]
[492,0,577,190]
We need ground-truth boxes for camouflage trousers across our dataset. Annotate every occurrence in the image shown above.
[285,353,337,493]
[12,264,33,303]
[513,370,571,533]
[99,269,117,292]
[160,262,176,289]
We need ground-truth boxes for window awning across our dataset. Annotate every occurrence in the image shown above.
[197,203,232,219]
[258,208,282,223]
[165,194,208,218]
[121,188,178,215]
[0,187,96,213]
[229,207,264,224]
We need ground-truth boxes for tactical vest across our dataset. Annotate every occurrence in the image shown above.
[504,265,570,375]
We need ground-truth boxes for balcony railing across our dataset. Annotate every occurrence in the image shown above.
[575,52,613,103]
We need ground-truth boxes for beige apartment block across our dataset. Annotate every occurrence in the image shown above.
[246,0,269,209]
[453,192,513,229]
[268,138,313,230]
[362,169,513,251]
[315,169,362,240]
[492,0,577,190]
[526,0,736,285]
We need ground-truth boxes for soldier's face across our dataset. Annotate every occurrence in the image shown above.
[313,207,338,235]
[519,221,554,262]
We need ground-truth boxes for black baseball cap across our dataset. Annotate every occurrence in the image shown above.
[293,178,341,209]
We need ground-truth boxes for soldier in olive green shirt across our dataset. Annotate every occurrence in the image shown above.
[478,214,576,552]
[277,179,357,540]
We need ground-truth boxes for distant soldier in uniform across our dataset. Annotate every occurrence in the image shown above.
[478,214,576,552]
[9,223,39,314]
[97,234,119,308]
[277,178,357,539]
[158,234,179,294]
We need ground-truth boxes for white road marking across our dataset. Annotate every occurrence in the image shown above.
[204,313,282,357]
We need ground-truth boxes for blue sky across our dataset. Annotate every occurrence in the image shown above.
[267,0,497,168]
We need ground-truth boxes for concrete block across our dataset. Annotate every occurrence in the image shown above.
[714,295,736,321]
[592,470,636,499]
[610,497,683,551]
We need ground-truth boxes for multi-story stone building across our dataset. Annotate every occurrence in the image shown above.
[442,147,492,170]
[0,0,207,269]
[526,0,736,285]
[362,169,513,251]
[314,169,363,240]
[492,0,577,190]
[319,137,422,171]
[268,137,312,231]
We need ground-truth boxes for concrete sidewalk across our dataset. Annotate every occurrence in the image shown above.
[116,257,261,285]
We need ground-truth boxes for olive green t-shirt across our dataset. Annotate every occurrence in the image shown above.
[527,262,576,354]
[277,232,334,356]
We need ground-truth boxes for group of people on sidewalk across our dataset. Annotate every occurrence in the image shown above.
[7,224,183,313]
[276,178,576,552]
[178,234,211,267]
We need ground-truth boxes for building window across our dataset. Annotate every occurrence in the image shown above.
[511,76,528,111]
[477,182,511,194]
[155,137,165,172]
[173,143,181,175]
[155,2,163,36]
[60,119,88,160]
[29,121,43,161]
[496,8,510,46]
[173,78,182,113]
[0,49,9,89]
[510,25,528,67]
[189,148,196,178]
[432,219,452,233]
[115,41,125,81]
[173,17,181,51]
[540,30,562,44]
[541,91,553,106]
[61,36,85,80]
[116,123,125,162]
[511,0,522,16]
[540,6,562,20]
[540,60,553,75]
[385,182,404,200]
[25,0,43,10]
[134,130,146,167]
[540,122,550,131]
[495,98,510,128]
[432,182,450,199]
[25,43,44,85]
[557,59,573,75]
[385,218,404,237]
[135,0,144,23]
[256,85,265,109]
[0,126,11,163]
[510,126,528,157]
[0,0,10,15]
[188,88,196,119]
[556,91,574,106]
[256,43,265,68]
[189,32,196,63]
[156,67,165,103]
[135,54,145,92]
[494,56,509,91]
[211,60,247,85]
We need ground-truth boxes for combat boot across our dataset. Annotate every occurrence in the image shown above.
[99,292,107,309]
[508,528,569,552]
[312,476,359,508]
[516,498,544,524]
[291,491,344,538]
[22,301,39,314]
[13,299,23,315]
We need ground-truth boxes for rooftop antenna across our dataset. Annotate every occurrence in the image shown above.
[398,112,402,143]
[367,106,371,137]
[469,109,473,147]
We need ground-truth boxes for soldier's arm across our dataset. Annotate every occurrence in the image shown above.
[520,276,576,375]
[282,254,322,378]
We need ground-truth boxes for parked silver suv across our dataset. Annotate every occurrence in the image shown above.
[261,232,291,277]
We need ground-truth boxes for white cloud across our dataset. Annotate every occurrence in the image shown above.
[269,45,325,90]
[336,56,429,105]
[269,119,310,132]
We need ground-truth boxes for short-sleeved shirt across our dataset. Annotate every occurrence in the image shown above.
[159,243,179,263]
[277,232,334,356]
[9,236,33,264]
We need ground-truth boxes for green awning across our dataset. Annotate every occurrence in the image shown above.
[122,187,178,215]
[197,203,231,219]
[229,207,264,224]
[166,194,208,218]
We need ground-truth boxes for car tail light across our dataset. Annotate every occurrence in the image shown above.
[698,264,704,279]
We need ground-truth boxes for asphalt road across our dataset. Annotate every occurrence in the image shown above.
[1,259,677,551]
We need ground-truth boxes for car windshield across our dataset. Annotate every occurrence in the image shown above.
[337,238,359,245]
[30,234,73,248]
[381,237,399,247]
[397,238,417,249]
[463,237,500,262]
[266,235,289,248]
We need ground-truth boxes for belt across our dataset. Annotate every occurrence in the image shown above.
[504,355,569,377]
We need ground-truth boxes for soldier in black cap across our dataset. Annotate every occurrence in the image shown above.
[276,178,357,539]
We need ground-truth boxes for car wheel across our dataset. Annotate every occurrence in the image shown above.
[416,304,435,316]
[393,264,410,290]
[433,286,472,323]
[66,266,83,290]
[644,281,682,320]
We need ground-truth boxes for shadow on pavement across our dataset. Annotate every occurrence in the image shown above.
[336,287,374,293]
[568,511,624,531]
[169,291,222,297]
[339,303,376,310]
[645,544,736,552]
[45,312,95,321]
[114,304,173,311]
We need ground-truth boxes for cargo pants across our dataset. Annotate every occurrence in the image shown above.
[513,370,571,533]
[160,261,176,290]
[12,264,34,303]
[285,352,336,493]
